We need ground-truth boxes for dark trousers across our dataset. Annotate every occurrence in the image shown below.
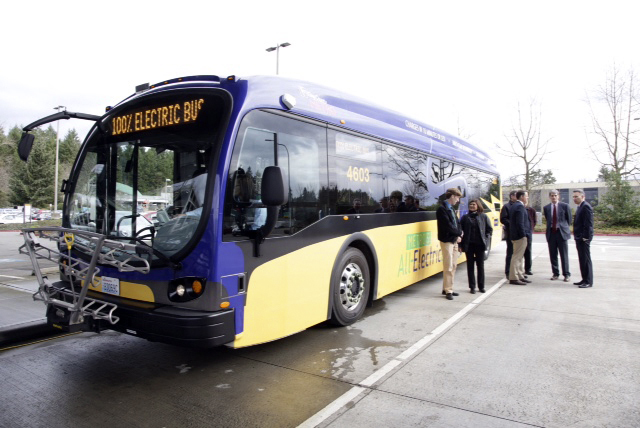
[576,239,593,285]
[524,234,533,273]
[466,242,486,290]
[504,238,513,277]
[548,232,570,277]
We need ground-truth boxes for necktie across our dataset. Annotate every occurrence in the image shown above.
[552,204,557,232]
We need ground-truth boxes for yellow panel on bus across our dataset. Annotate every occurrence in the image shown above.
[232,236,347,348]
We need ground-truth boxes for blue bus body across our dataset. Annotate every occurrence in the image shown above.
[22,75,500,348]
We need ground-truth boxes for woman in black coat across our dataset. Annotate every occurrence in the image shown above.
[459,199,493,293]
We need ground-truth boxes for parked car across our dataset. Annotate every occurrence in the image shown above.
[0,213,25,224]
[34,210,52,221]
[142,211,158,226]
[115,211,154,238]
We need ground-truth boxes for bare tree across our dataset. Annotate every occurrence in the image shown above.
[499,99,550,191]
[586,64,640,177]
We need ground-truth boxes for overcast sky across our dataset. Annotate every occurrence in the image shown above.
[2,0,639,184]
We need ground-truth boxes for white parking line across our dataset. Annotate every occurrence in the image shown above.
[0,274,25,280]
[297,278,507,428]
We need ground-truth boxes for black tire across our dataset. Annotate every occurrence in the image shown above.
[329,247,370,326]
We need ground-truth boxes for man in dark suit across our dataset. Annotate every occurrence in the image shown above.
[543,189,572,282]
[572,189,594,287]
[508,190,531,285]
[500,191,518,278]
[524,201,537,275]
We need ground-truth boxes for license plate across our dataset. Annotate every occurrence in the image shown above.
[101,276,120,296]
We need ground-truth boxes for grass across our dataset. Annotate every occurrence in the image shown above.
[0,219,62,231]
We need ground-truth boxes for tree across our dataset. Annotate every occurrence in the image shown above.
[0,126,12,206]
[499,99,550,191]
[59,129,81,164]
[586,64,640,177]
[504,168,556,188]
[594,167,640,227]
[9,126,57,208]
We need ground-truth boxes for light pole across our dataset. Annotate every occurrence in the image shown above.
[165,178,172,207]
[53,105,66,217]
[266,42,291,75]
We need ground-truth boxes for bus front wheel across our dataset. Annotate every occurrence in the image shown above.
[329,247,370,326]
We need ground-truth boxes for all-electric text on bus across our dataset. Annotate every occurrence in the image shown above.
[19,75,501,348]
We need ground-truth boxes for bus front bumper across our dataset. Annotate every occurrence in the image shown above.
[106,304,236,348]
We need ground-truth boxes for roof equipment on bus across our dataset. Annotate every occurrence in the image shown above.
[280,93,296,110]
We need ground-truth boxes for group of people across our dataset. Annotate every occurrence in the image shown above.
[436,187,594,300]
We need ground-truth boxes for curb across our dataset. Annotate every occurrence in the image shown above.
[0,318,57,348]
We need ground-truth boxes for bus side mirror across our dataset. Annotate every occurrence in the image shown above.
[18,133,35,162]
[261,166,288,206]
[250,166,287,257]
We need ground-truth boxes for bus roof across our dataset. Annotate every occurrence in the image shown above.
[124,75,499,175]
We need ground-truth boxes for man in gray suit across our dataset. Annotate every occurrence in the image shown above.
[543,189,572,282]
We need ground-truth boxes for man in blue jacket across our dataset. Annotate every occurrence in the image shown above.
[572,189,594,287]
[437,188,463,300]
[508,190,531,285]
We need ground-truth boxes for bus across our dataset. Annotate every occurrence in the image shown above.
[18,75,501,348]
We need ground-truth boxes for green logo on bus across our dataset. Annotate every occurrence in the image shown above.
[406,232,431,250]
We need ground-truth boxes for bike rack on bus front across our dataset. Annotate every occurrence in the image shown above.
[19,227,152,329]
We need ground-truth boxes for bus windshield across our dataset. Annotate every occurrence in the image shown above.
[65,90,228,260]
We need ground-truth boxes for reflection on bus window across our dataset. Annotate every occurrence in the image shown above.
[224,110,327,239]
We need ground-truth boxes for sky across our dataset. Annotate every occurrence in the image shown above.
[1,0,639,184]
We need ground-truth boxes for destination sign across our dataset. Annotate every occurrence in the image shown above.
[111,98,205,136]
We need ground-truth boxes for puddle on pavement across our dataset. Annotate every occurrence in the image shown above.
[315,325,408,381]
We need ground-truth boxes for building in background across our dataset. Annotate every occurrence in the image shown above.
[503,179,640,213]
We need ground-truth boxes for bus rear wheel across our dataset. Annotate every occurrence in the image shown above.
[329,247,370,326]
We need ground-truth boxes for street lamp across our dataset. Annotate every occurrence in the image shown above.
[265,42,291,75]
[165,178,172,207]
[53,105,66,217]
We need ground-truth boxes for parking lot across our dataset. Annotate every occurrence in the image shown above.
[1,233,639,427]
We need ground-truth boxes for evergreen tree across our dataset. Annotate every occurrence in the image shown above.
[138,147,173,195]
[594,167,640,227]
[59,129,81,165]
[9,126,56,208]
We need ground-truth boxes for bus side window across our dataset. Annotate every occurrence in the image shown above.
[223,110,327,240]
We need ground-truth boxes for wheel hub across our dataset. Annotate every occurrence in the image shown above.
[339,262,365,311]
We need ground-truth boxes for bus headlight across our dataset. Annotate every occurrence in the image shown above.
[168,277,207,302]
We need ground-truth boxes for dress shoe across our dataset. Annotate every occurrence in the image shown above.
[563,276,570,283]
[520,278,532,283]
[550,275,559,280]
[573,280,586,285]
[525,271,533,275]
[578,283,593,288]
[509,280,527,285]
[470,289,476,294]
[442,291,459,296]
[479,288,486,293]
[523,275,528,279]
[446,293,454,300]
